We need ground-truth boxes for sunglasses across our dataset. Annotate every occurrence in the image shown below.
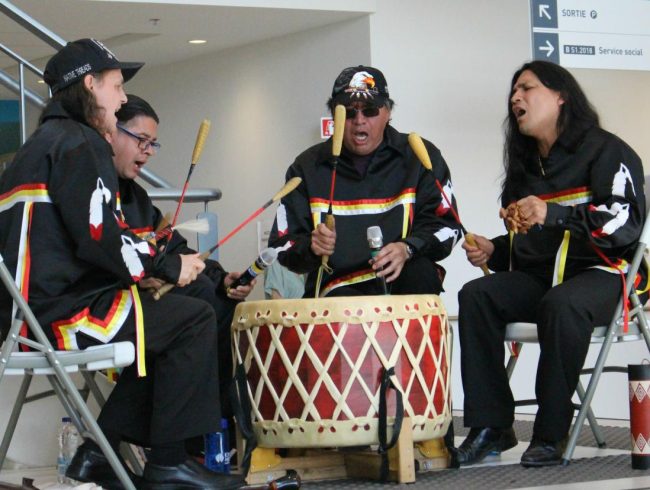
[117,125,161,152]
[345,106,381,119]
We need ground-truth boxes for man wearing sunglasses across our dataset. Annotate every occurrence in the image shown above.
[269,65,462,297]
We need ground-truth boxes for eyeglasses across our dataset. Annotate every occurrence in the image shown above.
[345,106,381,119]
[117,125,161,152]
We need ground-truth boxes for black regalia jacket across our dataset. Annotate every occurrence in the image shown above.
[269,125,462,297]
[488,126,646,285]
[0,103,180,347]
[118,178,229,290]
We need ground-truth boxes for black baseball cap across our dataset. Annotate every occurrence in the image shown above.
[44,38,144,94]
[331,65,389,106]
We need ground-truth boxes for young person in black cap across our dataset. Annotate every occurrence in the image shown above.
[269,65,461,297]
[0,39,244,489]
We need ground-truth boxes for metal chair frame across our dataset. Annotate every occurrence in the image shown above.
[0,252,137,489]
[504,213,650,465]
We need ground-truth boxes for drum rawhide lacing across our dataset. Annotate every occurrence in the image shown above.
[232,295,452,447]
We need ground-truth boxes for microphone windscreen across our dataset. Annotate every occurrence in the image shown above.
[367,225,383,249]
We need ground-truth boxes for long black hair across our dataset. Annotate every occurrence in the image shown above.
[40,72,108,133]
[502,60,599,202]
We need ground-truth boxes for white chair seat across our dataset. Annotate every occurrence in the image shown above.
[3,342,135,375]
[505,319,647,344]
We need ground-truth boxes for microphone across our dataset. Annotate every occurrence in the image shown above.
[367,226,389,295]
[228,247,278,292]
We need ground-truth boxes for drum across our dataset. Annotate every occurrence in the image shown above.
[232,294,452,448]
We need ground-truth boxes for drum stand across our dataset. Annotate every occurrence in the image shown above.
[235,418,450,484]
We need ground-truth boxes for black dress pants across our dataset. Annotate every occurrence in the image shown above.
[458,269,621,442]
[168,274,238,417]
[98,290,220,446]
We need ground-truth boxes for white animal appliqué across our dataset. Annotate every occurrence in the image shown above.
[89,178,111,240]
[436,180,454,216]
[120,235,151,280]
[592,202,630,237]
[276,203,289,236]
[434,227,460,247]
[611,163,635,198]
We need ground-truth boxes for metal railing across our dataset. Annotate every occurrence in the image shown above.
[0,0,221,206]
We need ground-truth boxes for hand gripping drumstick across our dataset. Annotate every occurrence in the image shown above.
[314,104,346,297]
[408,132,490,276]
[170,119,211,228]
[152,177,302,300]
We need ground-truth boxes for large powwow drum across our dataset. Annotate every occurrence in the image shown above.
[232,294,452,448]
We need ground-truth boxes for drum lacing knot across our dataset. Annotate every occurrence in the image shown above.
[280,311,299,326]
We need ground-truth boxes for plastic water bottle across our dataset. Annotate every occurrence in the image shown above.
[57,417,80,483]
[204,418,230,473]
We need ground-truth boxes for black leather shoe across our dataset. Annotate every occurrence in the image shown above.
[66,442,141,490]
[520,437,566,467]
[455,427,518,465]
[143,457,245,489]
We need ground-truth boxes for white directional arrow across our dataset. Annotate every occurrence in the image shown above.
[539,39,555,57]
[539,4,552,20]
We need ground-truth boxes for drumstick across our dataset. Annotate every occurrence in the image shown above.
[152,177,302,300]
[201,176,302,260]
[170,119,211,227]
[408,132,490,276]
[314,105,346,297]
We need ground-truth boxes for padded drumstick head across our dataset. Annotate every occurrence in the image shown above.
[272,177,302,202]
[191,119,211,165]
[408,132,432,170]
[332,104,346,158]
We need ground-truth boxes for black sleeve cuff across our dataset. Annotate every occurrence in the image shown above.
[152,253,181,283]
[545,203,572,227]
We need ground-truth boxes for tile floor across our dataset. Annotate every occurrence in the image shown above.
[2,415,650,489]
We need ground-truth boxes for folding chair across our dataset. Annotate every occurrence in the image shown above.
[0,252,138,490]
[504,211,650,465]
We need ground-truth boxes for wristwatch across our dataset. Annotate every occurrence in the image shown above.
[404,243,414,260]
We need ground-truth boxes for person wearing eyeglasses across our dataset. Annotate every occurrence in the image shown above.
[0,41,248,489]
[110,93,254,429]
[269,65,462,297]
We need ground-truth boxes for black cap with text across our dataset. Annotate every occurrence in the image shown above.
[44,38,144,94]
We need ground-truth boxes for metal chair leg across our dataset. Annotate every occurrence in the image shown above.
[562,312,620,464]
[575,380,606,447]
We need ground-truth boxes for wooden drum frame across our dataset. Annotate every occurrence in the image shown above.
[232,294,452,448]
